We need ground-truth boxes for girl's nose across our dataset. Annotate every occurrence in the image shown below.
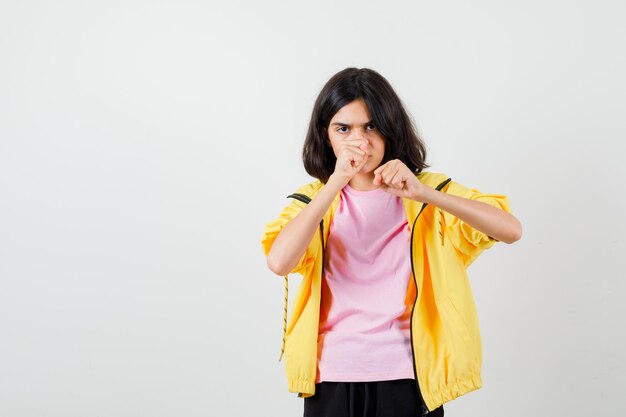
[353,128,367,141]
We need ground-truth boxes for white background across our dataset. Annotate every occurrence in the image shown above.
[1,1,624,416]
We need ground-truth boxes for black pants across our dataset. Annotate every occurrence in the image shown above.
[303,378,444,417]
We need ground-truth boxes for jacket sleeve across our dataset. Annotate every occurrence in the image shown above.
[260,196,316,276]
[441,179,513,268]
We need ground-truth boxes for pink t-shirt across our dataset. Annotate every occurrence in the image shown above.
[315,183,416,383]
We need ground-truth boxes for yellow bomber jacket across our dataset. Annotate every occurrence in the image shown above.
[260,171,512,414]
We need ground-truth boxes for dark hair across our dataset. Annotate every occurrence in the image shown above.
[302,67,430,183]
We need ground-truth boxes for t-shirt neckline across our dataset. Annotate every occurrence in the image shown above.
[344,183,386,196]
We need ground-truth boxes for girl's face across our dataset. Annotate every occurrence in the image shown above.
[325,98,386,174]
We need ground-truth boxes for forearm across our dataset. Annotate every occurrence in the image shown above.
[417,185,522,244]
[267,174,347,276]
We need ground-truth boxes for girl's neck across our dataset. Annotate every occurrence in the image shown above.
[347,173,379,192]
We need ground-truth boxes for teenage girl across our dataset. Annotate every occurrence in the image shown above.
[262,67,522,417]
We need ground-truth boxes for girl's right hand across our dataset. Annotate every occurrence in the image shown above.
[332,139,370,182]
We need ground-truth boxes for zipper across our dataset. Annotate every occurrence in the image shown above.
[297,217,325,400]
[408,177,452,416]
[409,200,430,416]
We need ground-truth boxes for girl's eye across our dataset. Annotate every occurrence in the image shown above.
[337,124,375,133]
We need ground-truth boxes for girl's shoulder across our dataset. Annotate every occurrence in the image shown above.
[417,170,449,186]
[291,178,324,198]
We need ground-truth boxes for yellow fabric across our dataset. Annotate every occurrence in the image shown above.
[260,171,513,411]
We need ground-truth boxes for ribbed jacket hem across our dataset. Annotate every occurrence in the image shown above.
[425,373,483,411]
[287,378,316,398]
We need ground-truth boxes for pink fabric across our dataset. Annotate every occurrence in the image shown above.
[315,183,416,383]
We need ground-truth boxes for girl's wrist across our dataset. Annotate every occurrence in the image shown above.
[412,183,434,204]
[327,173,349,191]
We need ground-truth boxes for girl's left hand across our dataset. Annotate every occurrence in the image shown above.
[373,159,426,201]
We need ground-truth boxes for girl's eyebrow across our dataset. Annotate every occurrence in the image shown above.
[330,120,374,127]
